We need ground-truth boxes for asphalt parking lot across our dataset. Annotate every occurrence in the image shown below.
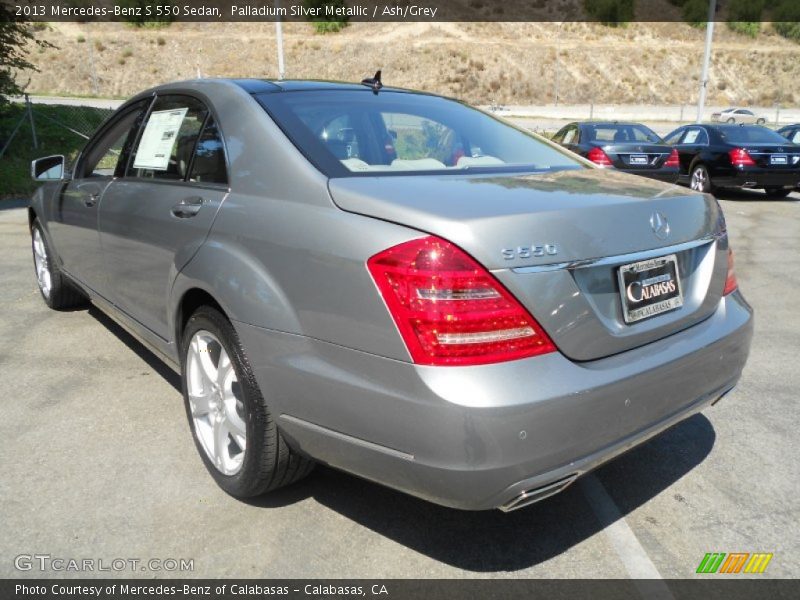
[1,188,798,580]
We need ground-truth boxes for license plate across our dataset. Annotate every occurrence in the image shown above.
[629,154,648,165]
[771,155,788,165]
[618,254,683,324]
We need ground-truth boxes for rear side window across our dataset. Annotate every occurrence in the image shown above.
[128,95,208,180]
[793,130,800,144]
[681,128,708,145]
[188,118,228,185]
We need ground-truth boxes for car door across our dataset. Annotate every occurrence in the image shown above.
[673,126,708,175]
[98,94,230,341]
[47,100,151,296]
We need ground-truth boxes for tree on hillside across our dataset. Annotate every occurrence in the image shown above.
[0,5,52,105]
[303,0,349,33]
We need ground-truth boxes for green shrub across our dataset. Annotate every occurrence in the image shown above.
[303,0,349,34]
[682,0,710,28]
[583,0,634,26]
[76,35,85,43]
[118,0,173,28]
[726,0,763,37]
[773,0,800,42]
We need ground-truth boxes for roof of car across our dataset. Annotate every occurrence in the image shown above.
[228,78,423,95]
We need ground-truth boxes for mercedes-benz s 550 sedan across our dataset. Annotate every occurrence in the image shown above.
[28,78,753,511]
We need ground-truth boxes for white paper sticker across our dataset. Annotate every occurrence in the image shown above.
[793,131,800,144]
[683,130,700,144]
[133,108,189,170]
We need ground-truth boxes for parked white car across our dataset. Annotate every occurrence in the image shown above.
[710,107,767,125]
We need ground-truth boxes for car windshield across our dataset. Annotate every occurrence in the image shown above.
[717,126,791,144]
[585,123,662,143]
[256,90,582,176]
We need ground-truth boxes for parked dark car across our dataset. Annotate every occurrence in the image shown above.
[663,123,800,198]
[551,121,679,182]
[776,123,800,145]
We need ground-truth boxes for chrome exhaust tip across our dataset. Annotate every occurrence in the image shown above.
[499,474,579,512]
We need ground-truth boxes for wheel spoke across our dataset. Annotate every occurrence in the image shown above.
[189,390,213,417]
[212,415,230,466]
[198,339,219,386]
[216,348,232,389]
[225,405,246,449]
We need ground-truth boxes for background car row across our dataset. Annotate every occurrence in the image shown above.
[552,120,800,198]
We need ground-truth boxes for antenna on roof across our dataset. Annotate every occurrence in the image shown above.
[361,70,382,94]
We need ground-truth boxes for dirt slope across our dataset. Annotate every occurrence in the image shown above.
[19,20,800,106]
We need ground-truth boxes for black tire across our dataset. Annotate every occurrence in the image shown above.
[726,117,736,124]
[756,118,766,125]
[180,306,314,498]
[764,187,791,199]
[30,218,87,310]
[690,164,714,194]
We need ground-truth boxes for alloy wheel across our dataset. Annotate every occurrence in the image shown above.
[186,330,246,475]
[32,228,52,298]
[690,167,708,192]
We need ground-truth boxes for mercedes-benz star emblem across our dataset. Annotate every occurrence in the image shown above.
[650,212,670,240]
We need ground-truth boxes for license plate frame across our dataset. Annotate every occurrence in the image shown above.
[628,154,648,166]
[770,154,788,165]
[617,254,683,324]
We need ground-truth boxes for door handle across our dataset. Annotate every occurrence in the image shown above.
[84,193,99,207]
[171,196,206,218]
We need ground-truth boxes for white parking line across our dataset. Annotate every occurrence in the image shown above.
[580,474,675,599]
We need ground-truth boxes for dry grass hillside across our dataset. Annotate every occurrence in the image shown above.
[19,20,800,106]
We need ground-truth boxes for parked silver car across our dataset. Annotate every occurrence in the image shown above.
[710,107,767,125]
[29,78,753,511]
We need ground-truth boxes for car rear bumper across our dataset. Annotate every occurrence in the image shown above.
[235,291,753,511]
[715,168,800,189]
[620,167,678,183]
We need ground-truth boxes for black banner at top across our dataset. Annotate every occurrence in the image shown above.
[2,0,800,23]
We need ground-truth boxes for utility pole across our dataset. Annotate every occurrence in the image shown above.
[554,22,562,106]
[275,0,285,80]
[696,0,716,123]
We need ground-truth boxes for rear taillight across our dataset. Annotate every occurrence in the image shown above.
[729,148,755,167]
[587,147,613,167]
[723,248,738,295]
[664,148,680,168]
[367,236,556,366]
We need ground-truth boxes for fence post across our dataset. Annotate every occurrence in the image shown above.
[774,103,780,127]
[589,103,594,120]
[679,104,685,123]
[26,94,38,149]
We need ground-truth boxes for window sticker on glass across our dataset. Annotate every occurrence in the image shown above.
[133,108,189,170]
[683,130,700,144]
[792,131,800,144]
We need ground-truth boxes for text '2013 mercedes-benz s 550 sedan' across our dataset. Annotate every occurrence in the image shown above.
[29,77,753,511]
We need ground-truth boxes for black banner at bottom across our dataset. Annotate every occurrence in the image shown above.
[3,579,800,600]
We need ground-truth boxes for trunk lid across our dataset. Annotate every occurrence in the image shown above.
[330,168,728,361]
[740,144,800,170]
[599,143,674,170]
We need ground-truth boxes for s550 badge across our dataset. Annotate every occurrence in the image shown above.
[502,244,559,260]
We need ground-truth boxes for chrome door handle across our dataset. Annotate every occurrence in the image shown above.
[171,196,205,218]
[84,193,99,207]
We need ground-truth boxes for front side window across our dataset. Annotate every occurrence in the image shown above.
[79,100,149,178]
[256,90,581,176]
[662,128,685,145]
[128,95,208,181]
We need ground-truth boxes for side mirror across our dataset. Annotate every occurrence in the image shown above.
[31,155,65,181]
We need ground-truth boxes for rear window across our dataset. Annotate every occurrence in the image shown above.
[256,90,581,177]
[717,126,790,144]
[585,124,662,143]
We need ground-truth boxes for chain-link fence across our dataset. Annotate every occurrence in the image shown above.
[0,96,116,196]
